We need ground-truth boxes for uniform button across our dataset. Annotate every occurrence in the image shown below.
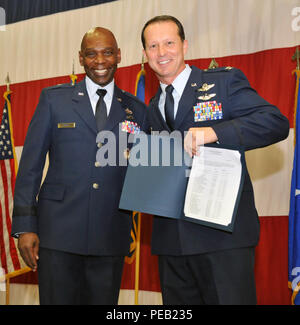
[93,183,99,189]
[97,142,102,148]
[95,161,101,167]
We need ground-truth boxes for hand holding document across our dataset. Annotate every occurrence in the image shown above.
[184,127,218,157]
[184,146,243,229]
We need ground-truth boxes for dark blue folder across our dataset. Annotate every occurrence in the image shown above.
[119,133,245,232]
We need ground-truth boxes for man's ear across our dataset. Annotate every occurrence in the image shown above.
[117,48,121,64]
[79,51,84,66]
[183,39,188,55]
[142,49,147,60]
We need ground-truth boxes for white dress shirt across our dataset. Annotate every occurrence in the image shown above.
[159,64,192,121]
[85,76,114,116]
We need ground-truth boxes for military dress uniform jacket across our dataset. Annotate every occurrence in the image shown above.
[147,65,290,256]
[11,79,146,256]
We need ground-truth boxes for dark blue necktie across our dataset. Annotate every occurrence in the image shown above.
[95,89,107,131]
[164,84,174,130]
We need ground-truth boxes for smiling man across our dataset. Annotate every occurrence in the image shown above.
[11,27,146,305]
[79,27,120,86]
[142,20,187,85]
[142,15,289,305]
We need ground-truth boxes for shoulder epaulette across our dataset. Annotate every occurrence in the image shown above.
[203,66,235,73]
[149,96,156,104]
[46,83,75,91]
[120,89,145,105]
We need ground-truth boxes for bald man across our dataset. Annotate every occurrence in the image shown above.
[11,27,147,304]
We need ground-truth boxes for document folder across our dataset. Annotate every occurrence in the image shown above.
[119,133,245,232]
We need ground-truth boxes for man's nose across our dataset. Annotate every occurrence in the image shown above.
[157,44,166,57]
[95,53,105,64]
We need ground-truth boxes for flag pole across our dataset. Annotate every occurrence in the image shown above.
[208,58,219,69]
[292,46,300,71]
[2,75,32,304]
[3,267,32,304]
[70,60,78,85]
[4,75,18,173]
[292,47,300,145]
[289,48,300,305]
[5,73,10,92]
[133,56,146,305]
[134,212,141,304]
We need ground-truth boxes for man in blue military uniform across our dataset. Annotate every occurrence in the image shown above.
[141,15,289,304]
[11,27,146,304]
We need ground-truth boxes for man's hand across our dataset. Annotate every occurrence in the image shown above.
[18,233,40,272]
[184,127,218,157]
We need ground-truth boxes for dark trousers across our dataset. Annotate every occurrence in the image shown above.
[158,247,257,305]
[38,247,124,305]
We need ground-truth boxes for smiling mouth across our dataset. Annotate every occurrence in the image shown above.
[158,59,171,65]
[94,69,108,76]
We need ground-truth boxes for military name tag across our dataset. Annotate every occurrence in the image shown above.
[57,122,76,128]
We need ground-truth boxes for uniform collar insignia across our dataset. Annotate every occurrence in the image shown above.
[125,108,133,115]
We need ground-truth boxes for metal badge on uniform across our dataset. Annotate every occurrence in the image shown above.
[125,108,133,115]
[198,93,216,101]
[193,101,223,122]
[198,83,215,92]
[123,148,130,160]
[121,120,141,134]
[57,122,76,128]
[125,108,134,120]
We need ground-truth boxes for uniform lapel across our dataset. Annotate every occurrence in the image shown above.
[72,80,98,134]
[174,66,203,129]
[104,86,126,131]
[150,88,172,132]
[72,82,126,133]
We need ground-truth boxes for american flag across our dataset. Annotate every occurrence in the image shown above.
[0,91,23,275]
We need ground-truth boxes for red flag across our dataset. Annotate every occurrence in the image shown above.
[0,90,22,275]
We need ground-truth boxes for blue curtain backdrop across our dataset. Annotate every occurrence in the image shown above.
[0,0,117,24]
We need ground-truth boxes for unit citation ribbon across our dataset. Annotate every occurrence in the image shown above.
[121,120,141,134]
[193,101,223,122]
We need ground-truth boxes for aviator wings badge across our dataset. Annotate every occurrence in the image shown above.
[198,83,215,92]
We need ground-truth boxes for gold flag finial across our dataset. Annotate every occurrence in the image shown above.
[70,60,77,86]
[5,73,10,91]
[208,58,219,69]
[292,46,300,70]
